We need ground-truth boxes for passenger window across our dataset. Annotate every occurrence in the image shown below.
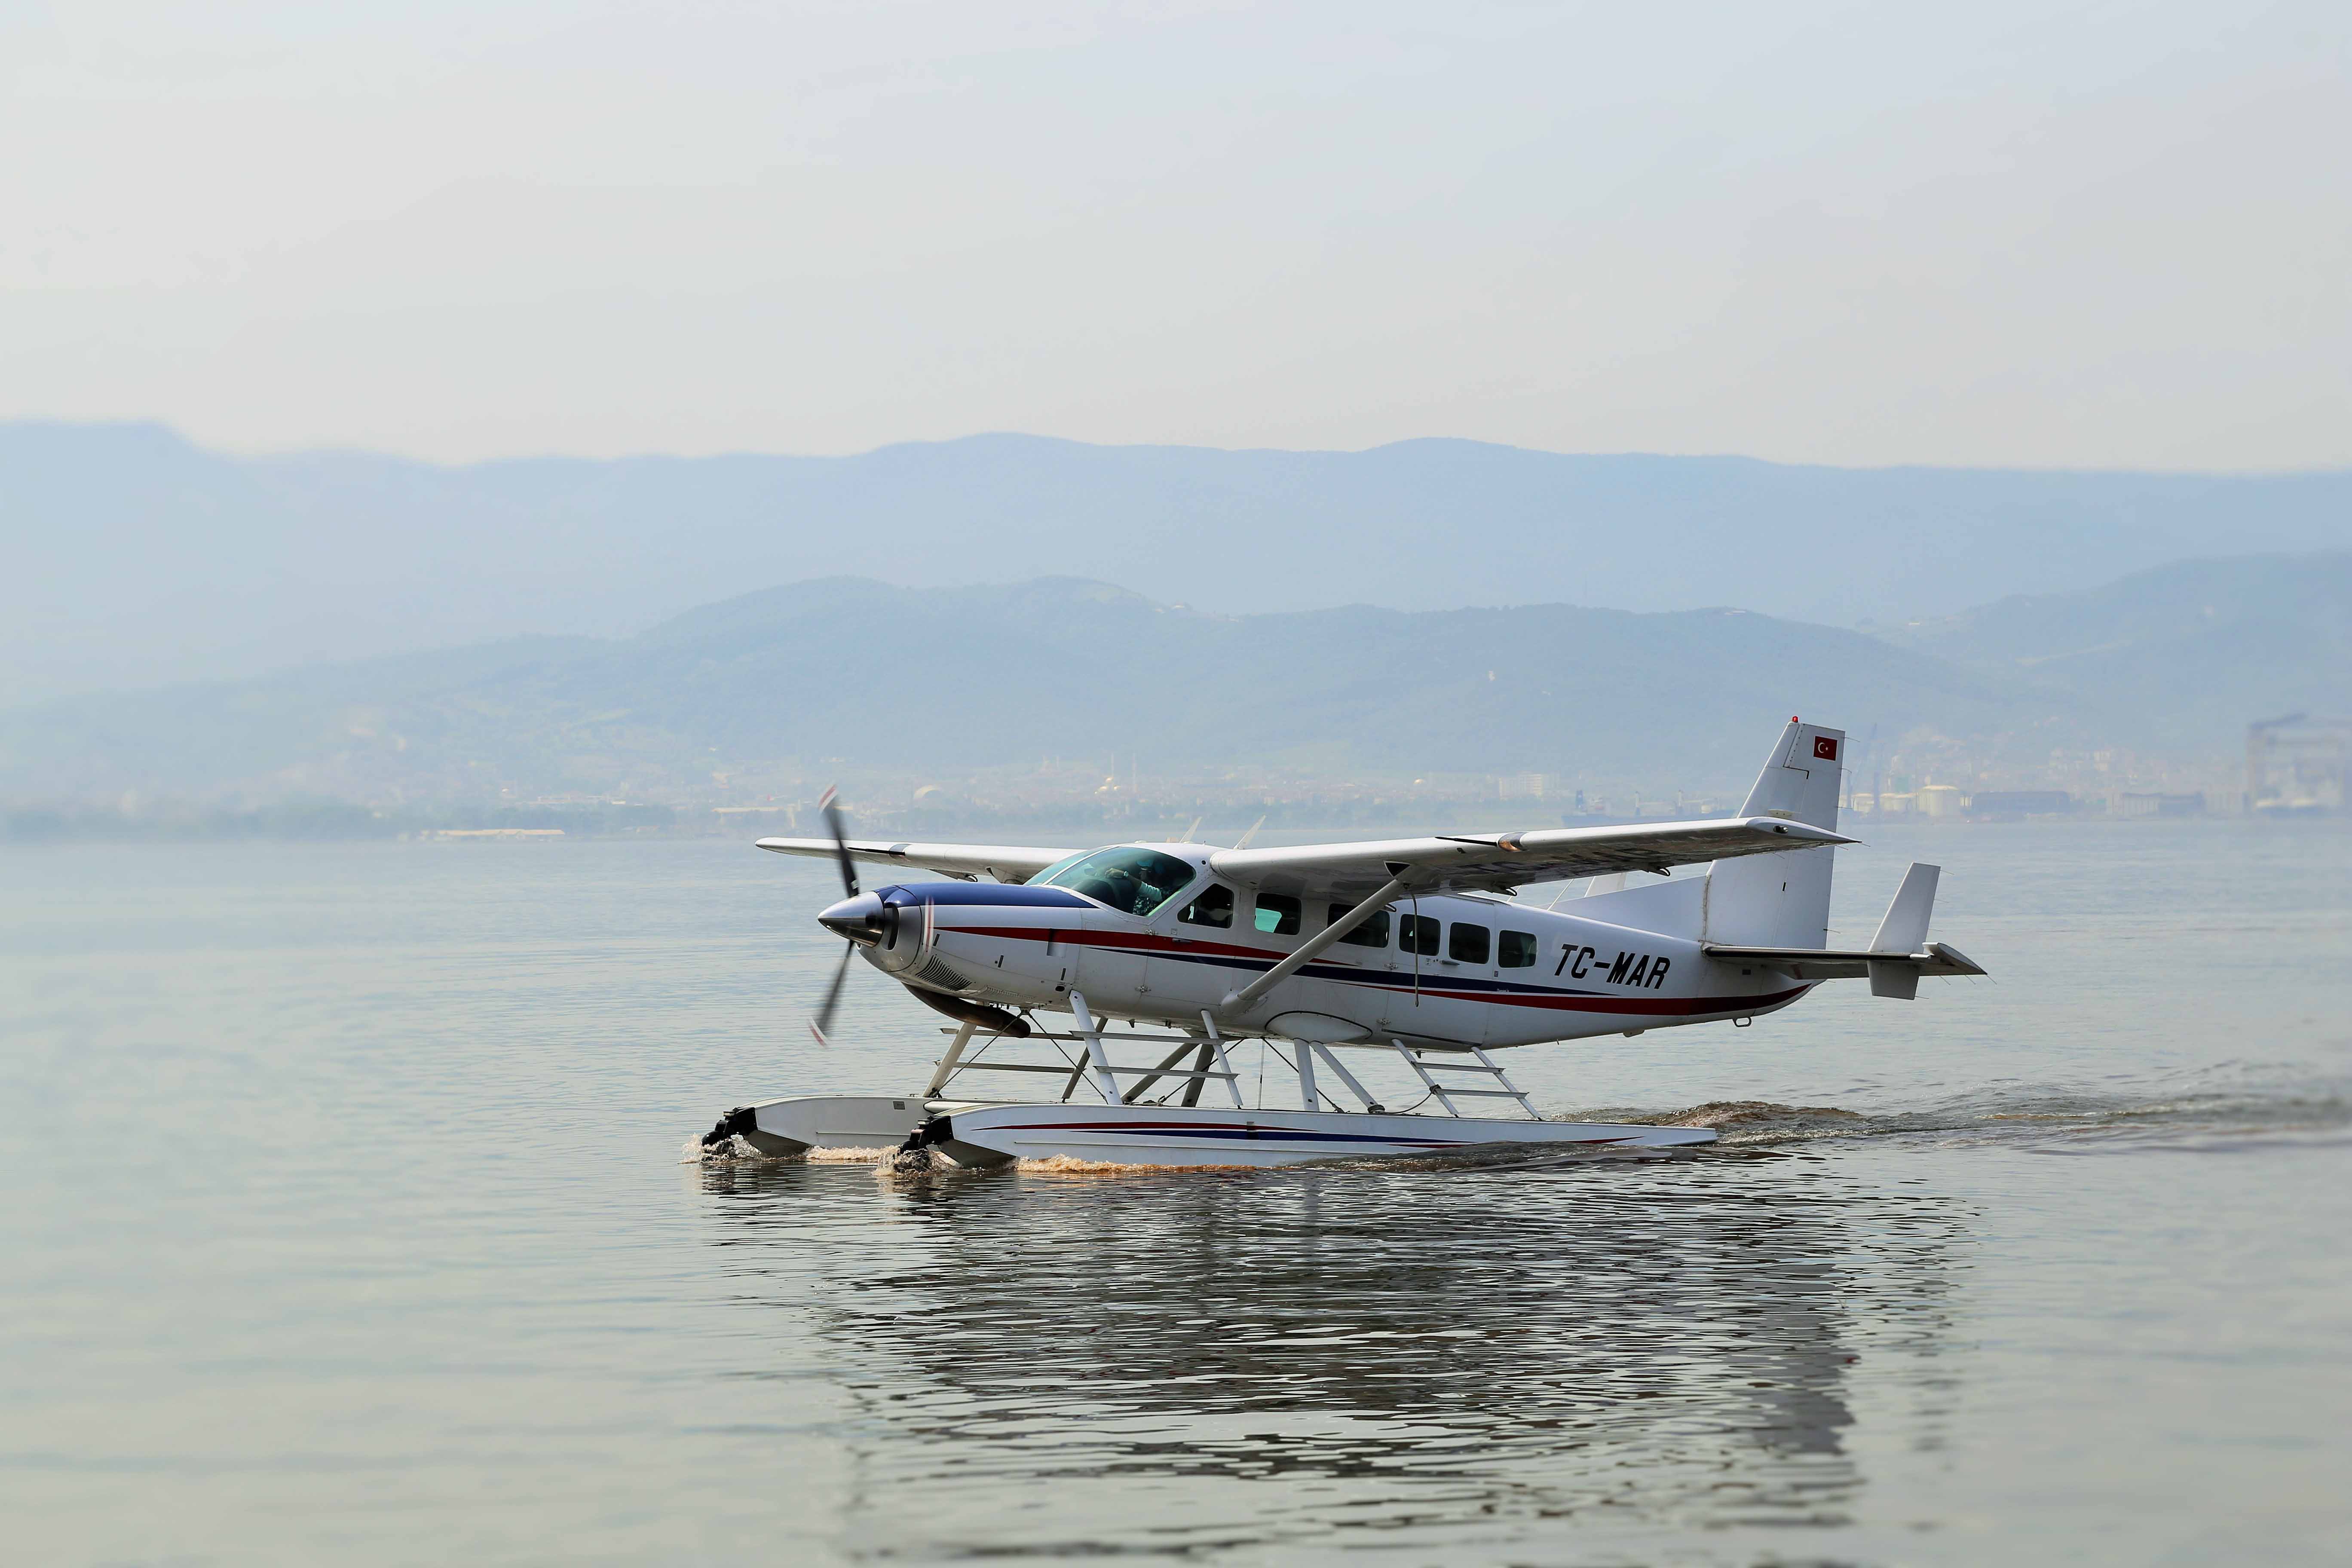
[1254,892,1302,936]
[1399,914,1440,956]
[1326,904,1391,947]
[1449,923,1491,965]
[1179,885,1234,929]
[1498,929,1538,968]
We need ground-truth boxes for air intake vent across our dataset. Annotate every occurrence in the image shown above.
[913,956,968,992]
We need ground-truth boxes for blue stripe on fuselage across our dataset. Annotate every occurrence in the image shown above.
[879,883,1092,909]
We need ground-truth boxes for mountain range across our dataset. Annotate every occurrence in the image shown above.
[4,554,2342,808]
[9,420,2350,706]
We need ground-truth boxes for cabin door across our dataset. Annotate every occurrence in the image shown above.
[1140,879,1240,1020]
[1386,897,1491,1047]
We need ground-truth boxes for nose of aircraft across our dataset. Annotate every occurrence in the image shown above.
[818,891,891,946]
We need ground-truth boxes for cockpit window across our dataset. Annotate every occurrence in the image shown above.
[1038,847,1199,918]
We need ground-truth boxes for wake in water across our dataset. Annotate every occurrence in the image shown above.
[683,1066,2346,1169]
[1626,1063,2352,1152]
[681,1135,892,1165]
[866,1147,1220,1178]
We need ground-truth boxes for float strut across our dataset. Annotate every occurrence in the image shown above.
[1200,1012,1246,1108]
[1309,1044,1383,1113]
[1068,992,1119,1102]
[925,1020,977,1098]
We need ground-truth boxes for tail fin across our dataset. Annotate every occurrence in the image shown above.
[1866,862,1940,998]
[1703,719,1846,948]
[1869,862,1939,952]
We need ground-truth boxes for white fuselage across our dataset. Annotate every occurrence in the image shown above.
[851,845,1810,1050]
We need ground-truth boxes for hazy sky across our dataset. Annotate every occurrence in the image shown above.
[4,1,2347,467]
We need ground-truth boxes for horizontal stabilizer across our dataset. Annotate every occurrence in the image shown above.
[1701,940,1988,985]
[1704,860,1981,996]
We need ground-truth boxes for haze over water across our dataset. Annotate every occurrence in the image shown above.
[4,821,2347,1565]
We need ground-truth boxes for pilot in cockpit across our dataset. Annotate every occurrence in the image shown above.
[1094,864,1143,914]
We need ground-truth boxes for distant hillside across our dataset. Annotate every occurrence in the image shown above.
[9,420,2350,704]
[1881,554,2352,749]
[0,579,2020,804]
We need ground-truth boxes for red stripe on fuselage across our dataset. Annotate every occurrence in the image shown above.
[936,923,1810,1017]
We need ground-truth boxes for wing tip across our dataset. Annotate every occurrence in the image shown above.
[1927,941,1988,977]
[1743,816,1858,846]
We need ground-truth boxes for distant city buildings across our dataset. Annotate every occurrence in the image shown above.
[583,724,2340,834]
[2247,716,2349,815]
[16,713,2342,841]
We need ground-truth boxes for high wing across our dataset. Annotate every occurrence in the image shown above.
[755,837,1068,884]
[1208,816,1853,900]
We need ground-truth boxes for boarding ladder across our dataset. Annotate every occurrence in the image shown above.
[1377,1041,1543,1120]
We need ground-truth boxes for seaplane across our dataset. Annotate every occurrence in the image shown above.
[698,719,1985,1168]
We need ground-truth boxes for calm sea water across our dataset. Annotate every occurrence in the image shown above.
[3,822,2347,1566]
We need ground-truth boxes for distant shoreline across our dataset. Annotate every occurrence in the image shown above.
[6,805,2334,846]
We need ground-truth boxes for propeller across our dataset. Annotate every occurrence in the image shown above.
[809,939,854,1046]
[810,785,858,1045]
[819,785,858,901]
[800,786,1026,1052]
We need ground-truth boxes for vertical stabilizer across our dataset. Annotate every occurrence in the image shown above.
[1866,862,1941,998]
[1733,719,1845,828]
[1869,863,1940,953]
[1703,720,1846,948]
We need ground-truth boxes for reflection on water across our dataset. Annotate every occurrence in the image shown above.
[698,1153,1965,1559]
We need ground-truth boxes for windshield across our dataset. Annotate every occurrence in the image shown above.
[1038,847,1199,918]
[1023,851,1093,887]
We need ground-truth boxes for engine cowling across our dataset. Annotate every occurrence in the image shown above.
[818,888,936,977]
